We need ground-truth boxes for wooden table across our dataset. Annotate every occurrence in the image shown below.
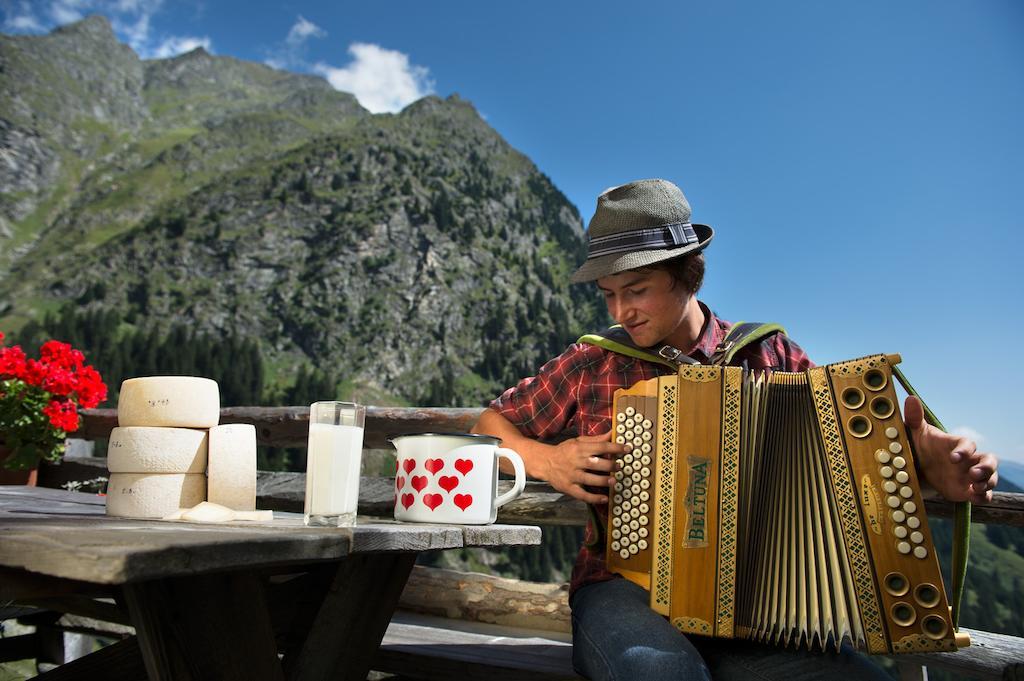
[0,486,540,680]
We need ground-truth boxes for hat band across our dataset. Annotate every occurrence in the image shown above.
[586,222,698,259]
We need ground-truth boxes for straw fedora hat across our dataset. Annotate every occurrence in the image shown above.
[570,179,714,283]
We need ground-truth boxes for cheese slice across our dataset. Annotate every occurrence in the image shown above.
[207,424,257,511]
[107,426,208,474]
[163,502,274,523]
[117,376,220,428]
[106,473,206,518]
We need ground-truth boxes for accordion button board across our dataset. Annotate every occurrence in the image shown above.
[605,353,966,655]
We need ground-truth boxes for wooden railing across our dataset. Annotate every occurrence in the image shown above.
[39,406,1024,680]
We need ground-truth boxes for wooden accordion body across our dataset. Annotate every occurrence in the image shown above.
[606,353,969,654]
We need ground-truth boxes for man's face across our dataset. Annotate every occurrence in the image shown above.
[596,268,692,348]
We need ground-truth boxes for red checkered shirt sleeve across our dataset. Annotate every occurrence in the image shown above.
[772,333,815,371]
[488,343,601,440]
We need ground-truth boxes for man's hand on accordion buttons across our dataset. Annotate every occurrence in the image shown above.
[546,430,627,505]
[904,396,999,504]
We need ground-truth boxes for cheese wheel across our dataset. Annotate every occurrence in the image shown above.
[207,424,257,511]
[117,376,220,428]
[107,427,208,474]
[105,473,207,518]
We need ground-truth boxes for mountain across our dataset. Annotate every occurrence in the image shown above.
[0,16,604,407]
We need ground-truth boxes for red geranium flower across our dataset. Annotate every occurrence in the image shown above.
[1,332,106,469]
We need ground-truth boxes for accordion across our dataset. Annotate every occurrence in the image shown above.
[606,353,970,654]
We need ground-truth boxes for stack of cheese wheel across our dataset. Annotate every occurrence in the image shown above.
[105,376,258,519]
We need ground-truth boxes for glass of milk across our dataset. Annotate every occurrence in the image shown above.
[304,401,366,527]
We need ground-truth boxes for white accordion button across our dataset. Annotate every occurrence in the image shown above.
[616,424,626,434]
[887,496,901,509]
[883,481,898,494]
[911,531,924,544]
[622,500,632,512]
[894,526,908,539]
[892,510,906,523]
[640,503,649,514]
[641,443,652,454]
[895,471,910,483]
[641,455,651,466]
[899,486,914,499]
[612,516,622,527]
[641,467,651,478]
[617,412,626,423]
[639,527,648,538]
[642,431,653,442]
[897,541,912,554]
[611,540,620,551]
[880,466,894,478]
[639,515,649,526]
[638,539,649,550]
[631,483,641,495]
[629,531,639,543]
[903,501,917,514]
[907,516,921,529]
[913,546,928,559]
[620,548,630,559]
[614,471,624,481]
[640,490,650,502]
[613,494,623,505]
[893,456,907,469]
[630,519,640,531]
[889,442,903,454]
[628,544,639,555]
[625,407,635,417]
[630,508,641,519]
[885,426,899,439]
[615,434,626,443]
[632,437,643,448]
[624,452,634,464]
[643,419,653,429]
[640,479,650,490]
[612,528,621,540]
[633,425,643,435]
[625,418,635,429]
[876,449,891,464]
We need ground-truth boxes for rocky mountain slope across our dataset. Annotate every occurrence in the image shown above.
[0,16,604,406]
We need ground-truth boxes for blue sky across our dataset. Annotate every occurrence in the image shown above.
[3,1,1022,465]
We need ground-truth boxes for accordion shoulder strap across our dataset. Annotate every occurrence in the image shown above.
[578,322,787,368]
[709,321,788,365]
[577,326,694,369]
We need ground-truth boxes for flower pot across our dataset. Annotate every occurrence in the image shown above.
[0,445,39,486]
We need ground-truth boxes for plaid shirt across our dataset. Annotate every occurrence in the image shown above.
[489,302,814,595]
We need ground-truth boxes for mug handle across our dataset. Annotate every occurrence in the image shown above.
[494,447,526,508]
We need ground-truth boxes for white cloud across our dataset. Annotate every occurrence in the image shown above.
[150,34,210,58]
[2,0,212,60]
[48,0,87,25]
[5,11,44,31]
[951,426,986,444]
[314,43,434,114]
[286,15,325,47]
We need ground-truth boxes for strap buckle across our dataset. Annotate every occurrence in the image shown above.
[658,345,697,365]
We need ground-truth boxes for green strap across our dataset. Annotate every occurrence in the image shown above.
[577,327,681,369]
[711,322,788,365]
[892,364,970,630]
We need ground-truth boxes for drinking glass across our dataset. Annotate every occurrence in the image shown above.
[304,401,366,527]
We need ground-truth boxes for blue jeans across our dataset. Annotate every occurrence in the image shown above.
[570,578,893,681]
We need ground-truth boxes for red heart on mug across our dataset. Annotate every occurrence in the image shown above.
[396,476,405,490]
[454,494,473,511]
[423,493,443,511]
[403,458,416,474]
[455,459,474,476]
[411,475,427,492]
[438,475,459,493]
[401,493,415,510]
[425,458,445,475]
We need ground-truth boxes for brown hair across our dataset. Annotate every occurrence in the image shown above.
[649,252,705,295]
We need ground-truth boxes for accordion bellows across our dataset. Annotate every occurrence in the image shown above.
[606,353,969,654]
